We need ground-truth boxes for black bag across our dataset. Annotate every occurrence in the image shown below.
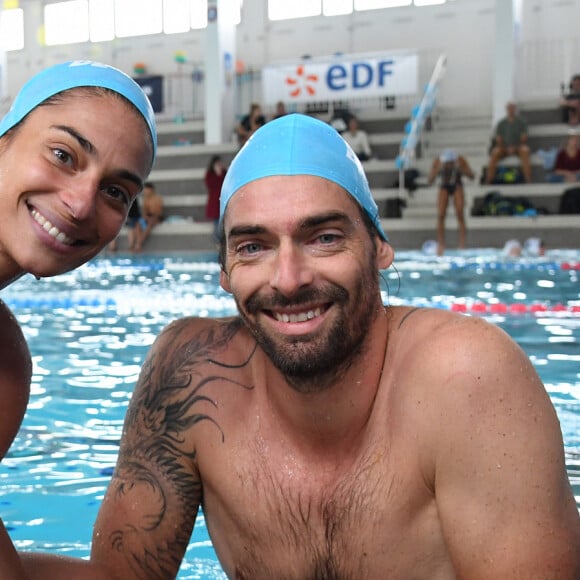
[481,191,534,216]
[560,187,580,214]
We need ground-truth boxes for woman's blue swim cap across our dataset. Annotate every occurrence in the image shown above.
[219,113,387,240]
[0,60,157,160]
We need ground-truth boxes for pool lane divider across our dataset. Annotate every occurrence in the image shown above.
[450,302,580,315]
[447,261,580,271]
[2,296,580,316]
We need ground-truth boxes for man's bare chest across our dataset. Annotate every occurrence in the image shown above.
[199,439,450,580]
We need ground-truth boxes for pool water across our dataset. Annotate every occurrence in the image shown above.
[1,249,579,579]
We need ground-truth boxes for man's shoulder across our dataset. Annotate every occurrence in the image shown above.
[390,307,510,367]
[155,316,245,349]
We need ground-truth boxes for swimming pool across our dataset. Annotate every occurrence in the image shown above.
[1,249,578,579]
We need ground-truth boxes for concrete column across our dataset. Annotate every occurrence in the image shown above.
[492,0,521,125]
[204,0,236,144]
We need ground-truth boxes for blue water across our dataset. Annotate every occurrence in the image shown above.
[1,249,579,579]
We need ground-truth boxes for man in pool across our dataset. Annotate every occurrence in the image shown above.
[0,60,156,578]
[21,114,580,578]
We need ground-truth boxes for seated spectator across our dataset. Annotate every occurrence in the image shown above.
[329,107,354,133]
[559,74,580,125]
[485,101,531,185]
[236,103,266,146]
[108,198,144,253]
[341,116,373,161]
[273,101,288,120]
[548,131,580,183]
[140,182,164,249]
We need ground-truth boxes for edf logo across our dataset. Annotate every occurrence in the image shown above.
[327,60,394,91]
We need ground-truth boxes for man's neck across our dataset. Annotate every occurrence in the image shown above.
[261,307,389,451]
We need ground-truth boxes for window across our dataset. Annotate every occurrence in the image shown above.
[114,0,163,38]
[164,0,191,34]
[268,0,321,21]
[354,0,412,9]
[89,0,115,42]
[45,1,89,46]
[414,0,445,5]
[323,0,353,16]
[0,8,24,51]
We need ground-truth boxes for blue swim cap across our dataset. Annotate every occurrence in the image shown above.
[0,60,157,160]
[439,148,458,163]
[220,113,387,240]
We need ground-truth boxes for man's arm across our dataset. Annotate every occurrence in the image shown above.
[431,316,580,579]
[21,318,204,579]
[91,318,203,579]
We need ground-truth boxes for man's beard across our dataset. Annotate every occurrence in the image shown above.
[238,267,381,394]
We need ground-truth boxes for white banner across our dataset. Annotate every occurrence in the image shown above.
[262,53,418,106]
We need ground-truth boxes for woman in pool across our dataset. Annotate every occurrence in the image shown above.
[0,60,156,576]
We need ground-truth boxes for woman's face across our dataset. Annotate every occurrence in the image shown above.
[0,92,152,282]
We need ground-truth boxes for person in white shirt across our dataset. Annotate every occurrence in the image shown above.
[341,116,373,161]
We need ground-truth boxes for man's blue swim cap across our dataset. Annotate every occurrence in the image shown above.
[0,60,157,160]
[219,113,387,240]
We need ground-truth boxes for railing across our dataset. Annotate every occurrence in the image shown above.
[395,52,447,199]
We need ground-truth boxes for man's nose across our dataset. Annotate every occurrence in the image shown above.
[270,242,314,296]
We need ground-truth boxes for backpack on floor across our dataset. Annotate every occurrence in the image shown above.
[560,187,580,214]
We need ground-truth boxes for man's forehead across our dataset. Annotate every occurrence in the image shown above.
[225,175,358,220]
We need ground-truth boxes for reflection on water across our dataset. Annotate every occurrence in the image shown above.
[0,250,579,578]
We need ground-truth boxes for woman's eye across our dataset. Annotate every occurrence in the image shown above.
[53,148,73,166]
[103,185,131,206]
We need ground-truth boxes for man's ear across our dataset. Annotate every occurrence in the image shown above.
[220,269,231,293]
[376,239,394,270]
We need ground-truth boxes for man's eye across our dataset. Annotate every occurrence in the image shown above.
[238,242,262,255]
[318,233,338,244]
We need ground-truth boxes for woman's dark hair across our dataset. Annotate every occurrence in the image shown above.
[207,154,222,173]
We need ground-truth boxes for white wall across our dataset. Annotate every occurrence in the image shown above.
[4,0,580,120]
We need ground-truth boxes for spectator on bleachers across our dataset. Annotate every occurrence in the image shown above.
[204,155,227,241]
[484,102,532,185]
[427,149,475,256]
[548,131,580,183]
[109,198,145,253]
[140,182,164,249]
[341,116,373,162]
[236,103,266,146]
[329,107,354,133]
[559,74,580,125]
[272,101,288,120]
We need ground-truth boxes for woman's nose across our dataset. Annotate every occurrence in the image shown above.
[59,175,99,221]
